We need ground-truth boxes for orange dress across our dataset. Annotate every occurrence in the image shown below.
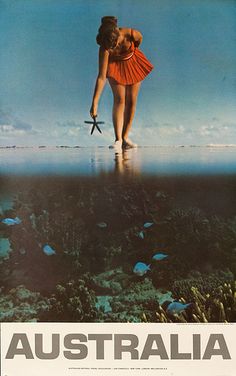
[106,30,154,85]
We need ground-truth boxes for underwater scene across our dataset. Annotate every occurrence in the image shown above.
[1,146,236,323]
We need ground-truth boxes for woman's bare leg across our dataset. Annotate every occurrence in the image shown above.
[108,78,126,141]
[122,82,141,142]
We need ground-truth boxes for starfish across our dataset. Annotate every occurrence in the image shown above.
[84,116,105,135]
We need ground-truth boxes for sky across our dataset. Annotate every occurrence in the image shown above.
[0,0,236,146]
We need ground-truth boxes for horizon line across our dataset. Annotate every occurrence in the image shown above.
[1,144,236,149]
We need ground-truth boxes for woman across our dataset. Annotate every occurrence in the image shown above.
[90,16,153,152]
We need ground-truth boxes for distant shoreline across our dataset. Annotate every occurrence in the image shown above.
[1,144,236,150]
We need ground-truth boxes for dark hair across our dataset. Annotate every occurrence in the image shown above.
[96,16,119,50]
[101,16,117,26]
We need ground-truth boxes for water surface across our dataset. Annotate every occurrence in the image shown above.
[1,146,236,176]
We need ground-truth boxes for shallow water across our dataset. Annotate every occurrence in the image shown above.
[0,147,236,321]
[1,146,236,176]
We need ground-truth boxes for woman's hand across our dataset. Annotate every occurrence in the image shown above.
[90,103,98,118]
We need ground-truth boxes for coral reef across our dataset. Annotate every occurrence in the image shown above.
[1,278,236,323]
[97,278,173,322]
[0,285,48,322]
[92,267,132,295]
[172,269,234,300]
[40,275,97,322]
[144,281,236,323]
[1,175,236,323]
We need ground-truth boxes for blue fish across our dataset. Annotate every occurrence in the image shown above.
[133,262,151,276]
[1,217,21,226]
[143,222,154,229]
[152,253,168,261]
[167,301,191,315]
[43,244,56,256]
[138,231,145,239]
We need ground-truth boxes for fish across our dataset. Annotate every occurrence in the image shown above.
[143,222,154,229]
[133,262,151,276]
[97,222,107,228]
[138,231,145,239]
[167,301,191,315]
[43,244,56,256]
[1,217,21,226]
[152,253,168,261]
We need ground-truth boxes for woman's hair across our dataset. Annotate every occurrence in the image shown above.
[96,16,119,50]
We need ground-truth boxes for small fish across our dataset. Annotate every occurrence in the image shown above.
[167,301,191,315]
[138,231,145,239]
[133,262,151,276]
[1,217,21,226]
[97,222,107,228]
[43,244,56,256]
[19,248,26,255]
[152,253,168,261]
[143,222,154,229]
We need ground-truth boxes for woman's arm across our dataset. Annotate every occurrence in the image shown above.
[131,29,143,48]
[90,47,109,118]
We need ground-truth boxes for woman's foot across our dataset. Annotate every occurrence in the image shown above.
[109,140,123,153]
[123,138,138,149]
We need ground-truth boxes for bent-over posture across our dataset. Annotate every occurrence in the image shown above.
[90,16,153,152]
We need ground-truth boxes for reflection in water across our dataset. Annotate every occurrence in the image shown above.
[114,148,141,175]
[1,146,236,176]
